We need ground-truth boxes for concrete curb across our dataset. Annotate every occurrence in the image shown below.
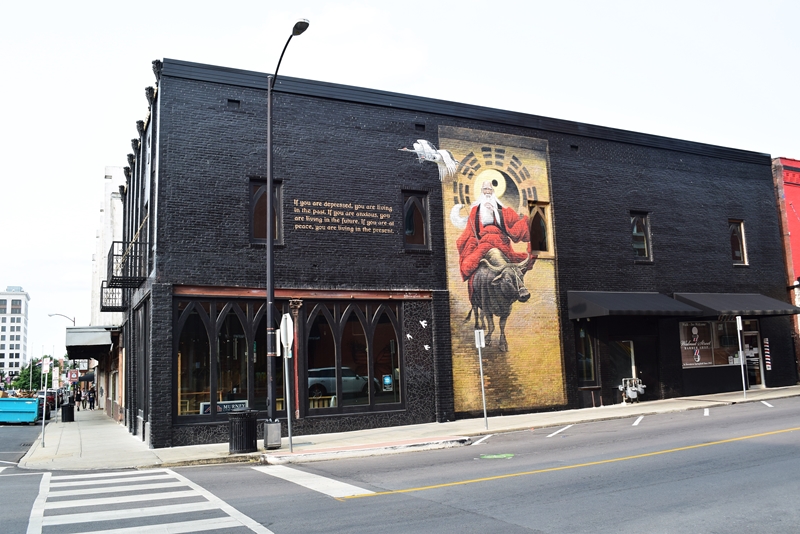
[261,437,472,465]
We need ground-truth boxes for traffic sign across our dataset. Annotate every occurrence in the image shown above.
[280,314,294,357]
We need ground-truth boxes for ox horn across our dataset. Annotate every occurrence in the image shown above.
[479,257,504,273]
[516,253,532,271]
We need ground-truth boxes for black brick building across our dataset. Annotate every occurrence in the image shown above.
[106,58,798,448]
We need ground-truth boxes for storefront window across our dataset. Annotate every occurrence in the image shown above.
[177,307,210,416]
[575,324,597,384]
[217,311,248,407]
[307,306,337,408]
[341,307,369,407]
[680,320,755,369]
[373,308,401,404]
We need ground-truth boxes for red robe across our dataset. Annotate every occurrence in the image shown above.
[456,203,531,284]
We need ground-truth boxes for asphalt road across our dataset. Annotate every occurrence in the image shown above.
[3,397,799,533]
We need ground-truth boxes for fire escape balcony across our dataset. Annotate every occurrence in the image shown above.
[100,281,126,312]
[107,240,149,288]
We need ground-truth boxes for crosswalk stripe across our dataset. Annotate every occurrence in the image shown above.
[51,473,172,488]
[43,489,200,509]
[48,480,186,497]
[253,465,374,498]
[51,469,171,481]
[41,501,221,526]
[69,516,244,534]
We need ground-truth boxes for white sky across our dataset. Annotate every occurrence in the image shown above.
[1,0,797,362]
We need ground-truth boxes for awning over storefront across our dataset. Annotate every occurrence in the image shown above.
[673,293,800,317]
[568,291,703,320]
[65,328,112,348]
[78,371,95,382]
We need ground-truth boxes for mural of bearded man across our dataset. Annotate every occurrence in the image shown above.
[456,180,533,296]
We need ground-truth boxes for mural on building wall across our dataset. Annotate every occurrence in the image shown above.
[439,126,566,413]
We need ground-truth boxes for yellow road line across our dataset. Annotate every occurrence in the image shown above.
[341,426,800,500]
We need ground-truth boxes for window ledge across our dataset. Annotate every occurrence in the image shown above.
[402,248,432,254]
[733,263,749,268]
[633,259,654,265]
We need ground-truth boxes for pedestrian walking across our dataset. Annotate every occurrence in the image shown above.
[75,389,82,411]
[88,388,96,410]
[81,389,87,410]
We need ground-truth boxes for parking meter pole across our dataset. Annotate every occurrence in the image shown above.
[280,313,294,453]
[283,355,293,453]
[475,330,488,431]
[736,316,746,399]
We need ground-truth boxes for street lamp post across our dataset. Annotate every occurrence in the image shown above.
[48,313,75,326]
[266,19,309,424]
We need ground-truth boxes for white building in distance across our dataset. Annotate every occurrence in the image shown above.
[0,286,30,377]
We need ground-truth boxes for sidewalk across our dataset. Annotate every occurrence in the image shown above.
[18,385,800,471]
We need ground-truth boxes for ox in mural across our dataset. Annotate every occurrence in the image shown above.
[453,180,534,352]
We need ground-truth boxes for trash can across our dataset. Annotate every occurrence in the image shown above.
[61,403,75,423]
[228,409,258,454]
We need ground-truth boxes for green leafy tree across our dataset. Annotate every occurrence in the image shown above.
[12,357,45,392]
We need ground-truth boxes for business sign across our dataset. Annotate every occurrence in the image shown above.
[68,370,80,383]
[680,322,713,368]
[382,374,393,392]
[199,400,248,414]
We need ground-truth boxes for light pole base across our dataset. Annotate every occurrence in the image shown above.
[264,421,282,449]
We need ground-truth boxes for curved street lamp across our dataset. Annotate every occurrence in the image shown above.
[48,313,76,326]
[267,19,309,423]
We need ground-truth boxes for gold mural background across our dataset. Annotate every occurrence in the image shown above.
[439,126,566,413]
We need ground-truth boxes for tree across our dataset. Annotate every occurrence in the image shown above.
[12,357,45,392]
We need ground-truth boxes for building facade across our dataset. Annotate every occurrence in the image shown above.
[108,59,798,448]
[0,286,30,378]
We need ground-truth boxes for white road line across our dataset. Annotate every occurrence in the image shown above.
[253,465,374,498]
[632,416,644,426]
[167,469,275,534]
[471,435,493,446]
[48,480,186,497]
[547,425,572,437]
[50,473,173,488]
[69,516,244,534]
[26,472,50,534]
[704,408,710,416]
[0,459,19,464]
[0,466,6,474]
[42,501,221,527]
[43,489,200,510]
[51,469,171,481]
[761,401,774,408]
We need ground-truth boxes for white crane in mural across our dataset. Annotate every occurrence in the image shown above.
[399,139,459,181]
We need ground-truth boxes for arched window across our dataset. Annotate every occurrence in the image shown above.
[340,307,368,407]
[730,220,747,264]
[631,212,651,260]
[403,192,429,249]
[217,308,247,404]
[307,305,337,408]
[250,179,282,243]
[373,308,401,405]
[177,303,210,416]
[529,205,548,252]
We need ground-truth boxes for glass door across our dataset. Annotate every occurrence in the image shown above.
[742,332,764,388]
[609,340,636,389]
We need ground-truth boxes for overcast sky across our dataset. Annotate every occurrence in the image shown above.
[1,0,797,363]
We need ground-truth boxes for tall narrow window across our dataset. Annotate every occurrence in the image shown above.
[529,203,549,252]
[729,220,747,265]
[403,191,429,250]
[575,323,597,385]
[251,179,282,244]
[630,212,652,261]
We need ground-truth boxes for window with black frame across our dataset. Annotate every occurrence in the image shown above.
[251,178,282,244]
[306,301,402,411]
[403,191,429,250]
[729,220,747,265]
[630,211,652,261]
[529,203,549,253]
[575,323,598,385]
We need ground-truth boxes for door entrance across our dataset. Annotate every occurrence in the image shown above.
[742,331,764,388]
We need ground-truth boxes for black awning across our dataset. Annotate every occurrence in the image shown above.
[78,371,95,382]
[568,291,703,320]
[673,293,800,317]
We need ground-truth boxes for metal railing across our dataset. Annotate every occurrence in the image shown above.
[106,241,149,288]
[100,281,126,311]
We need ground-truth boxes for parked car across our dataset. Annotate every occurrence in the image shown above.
[308,367,380,398]
[36,390,57,409]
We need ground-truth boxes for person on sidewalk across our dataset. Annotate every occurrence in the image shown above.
[81,389,87,410]
[88,388,96,410]
[75,389,82,411]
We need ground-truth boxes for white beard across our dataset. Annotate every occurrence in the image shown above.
[479,194,501,226]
